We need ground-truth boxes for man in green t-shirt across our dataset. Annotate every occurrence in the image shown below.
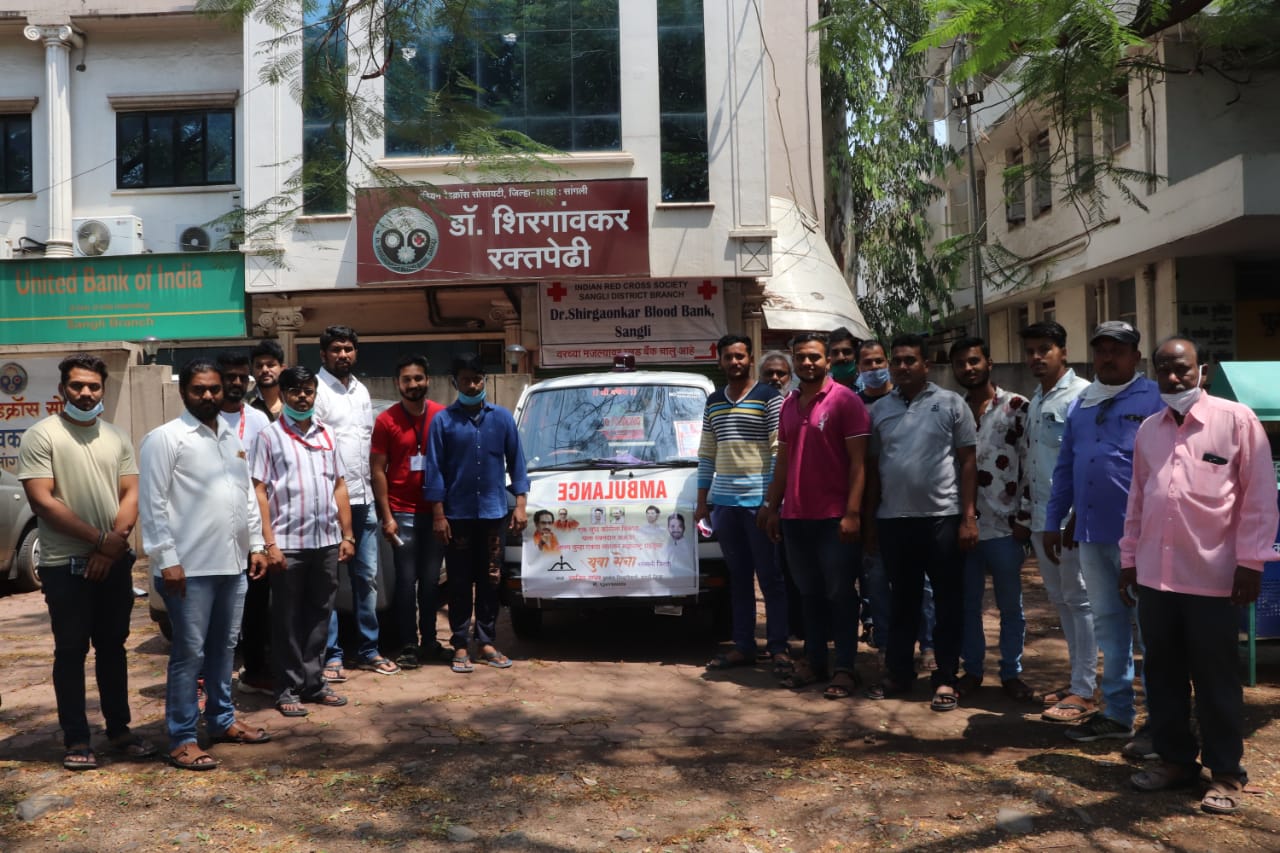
[18,353,156,771]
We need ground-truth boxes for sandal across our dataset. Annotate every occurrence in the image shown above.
[1041,684,1073,706]
[771,653,795,677]
[779,662,823,690]
[823,670,859,700]
[322,665,348,683]
[1002,677,1035,702]
[1041,696,1097,723]
[865,678,913,700]
[1130,761,1200,792]
[168,742,219,771]
[451,653,475,674]
[212,721,272,745]
[304,690,348,707]
[1202,776,1246,815]
[275,701,309,718]
[62,745,98,771]
[357,656,401,676]
[931,686,959,712]
[109,732,158,759]
[706,650,752,670]
[480,649,513,669]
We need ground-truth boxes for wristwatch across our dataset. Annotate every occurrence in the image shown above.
[342,536,357,545]
[250,544,271,556]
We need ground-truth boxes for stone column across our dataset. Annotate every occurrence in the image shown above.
[255,306,306,365]
[24,24,82,259]
[490,299,524,373]
[741,280,766,365]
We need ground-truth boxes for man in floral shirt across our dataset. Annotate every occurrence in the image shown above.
[949,337,1033,701]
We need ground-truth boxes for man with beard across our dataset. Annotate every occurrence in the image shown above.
[18,354,155,771]
[139,361,272,770]
[696,334,787,670]
[248,339,286,423]
[762,333,869,698]
[371,354,447,670]
[1045,321,1162,746]
[865,334,977,711]
[313,325,399,678]
[827,327,859,389]
[948,337,1032,701]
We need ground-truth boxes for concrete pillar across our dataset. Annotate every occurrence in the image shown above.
[255,306,306,365]
[24,24,82,258]
[741,280,766,368]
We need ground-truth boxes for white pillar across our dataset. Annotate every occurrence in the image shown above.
[24,24,82,259]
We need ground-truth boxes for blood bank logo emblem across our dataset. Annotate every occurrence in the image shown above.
[372,206,439,275]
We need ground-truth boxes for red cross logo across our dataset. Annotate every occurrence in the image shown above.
[545,281,568,302]
[697,279,718,300]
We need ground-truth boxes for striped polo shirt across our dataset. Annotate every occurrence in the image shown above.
[696,381,781,507]
[250,416,346,551]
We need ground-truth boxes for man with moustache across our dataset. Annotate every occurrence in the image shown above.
[313,325,399,678]
[1123,337,1278,814]
[827,327,859,389]
[18,353,155,771]
[696,334,787,670]
[1045,321,1162,745]
[865,334,978,711]
[948,337,1032,701]
[762,333,870,698]
[248,339,286,423]
[139,361,272,770]
[1015,321,1098,725]
[371,354,447,670]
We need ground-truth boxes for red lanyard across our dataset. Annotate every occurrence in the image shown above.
[280,418,332,451]
[236,408,245,439]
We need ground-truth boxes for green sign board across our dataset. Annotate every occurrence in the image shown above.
[0,251,246,344]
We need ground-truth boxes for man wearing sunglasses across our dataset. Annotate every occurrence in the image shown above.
[1043,321,1162,747]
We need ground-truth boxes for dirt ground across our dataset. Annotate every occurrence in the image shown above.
[2,560,1279,852]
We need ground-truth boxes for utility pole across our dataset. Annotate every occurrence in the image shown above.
[952,88,985,340]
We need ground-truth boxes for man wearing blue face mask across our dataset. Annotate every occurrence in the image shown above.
[424,353,530,674]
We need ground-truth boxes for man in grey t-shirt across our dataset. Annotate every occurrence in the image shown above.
[865,334,978,712]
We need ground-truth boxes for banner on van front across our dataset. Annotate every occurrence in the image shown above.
[0,357,62,472]
[521,472,698,599]
[538,278,726,366]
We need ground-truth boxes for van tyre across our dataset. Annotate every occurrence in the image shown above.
[12,527,41,592]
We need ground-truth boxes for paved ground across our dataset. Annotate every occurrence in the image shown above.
[2,560,1279,850]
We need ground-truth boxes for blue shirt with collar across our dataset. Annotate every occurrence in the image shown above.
[423,399,530,520]
[1044,375,1163,544]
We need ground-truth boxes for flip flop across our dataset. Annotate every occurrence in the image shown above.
[1130,762,1200,792]
[322,666,348,683]
[63,746,98,771]
[357,656,401,675]
[168,743,219,771]
[931,687,959,712]
[212,722,273,745]
[1041,697,1097,723]
[1041,684,1073,706]
[705,651,752,670]
[108,733,158,759]
[480,649,513,669]
[276,701,309,718]
[865,679,913,700]
[779,663,823,690]
[1202,776,1246,815]
[823,671,858,700]
[451,654,475,674]
[304,691,348,707]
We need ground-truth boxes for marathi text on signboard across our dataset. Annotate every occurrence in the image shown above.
[0,357,63,472]
[0,252,247,345]
[355,179,650,284]
[520,472,698,599]
[538,278,726,367]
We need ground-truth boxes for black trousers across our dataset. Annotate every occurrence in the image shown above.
[270,547,338,704]
[878,516,964,688]
[239,567,271,680]
[445,518,504,650]
[1137,585,1246,778]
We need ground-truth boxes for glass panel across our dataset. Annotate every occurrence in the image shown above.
[660,115,709,202]
[117,114,146,188]
[573,0,619,30]
[303,0,347,206]
[146,115,176,187]
[657,0,701,27]
[573,29,619,115]
[574,117,621,151]
[525,117,572,150]
[657,28,705,111]
[206,111,234,184]
[524,30,572,116]
[658,1,707,201]
[176,112,206,186]
[3,117,32,193]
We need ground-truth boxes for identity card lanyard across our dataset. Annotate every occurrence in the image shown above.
[404,403,428,472]
[280,418,333,451]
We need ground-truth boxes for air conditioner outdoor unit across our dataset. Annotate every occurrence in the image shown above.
[176,221,232,253]
[73,215,144,257]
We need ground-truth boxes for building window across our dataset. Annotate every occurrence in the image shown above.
[1005,147,1025,227]
[1102,83,1131,151]
[1073,117,1094,189]
[658,0,708,202]
[0,114,33,194]
[303,0,348,214]
[1040,298,1056,324]
[1111,277,1137,328]
[1031,130,1052,216]
[385,1,621,156]
[116,110,235,189]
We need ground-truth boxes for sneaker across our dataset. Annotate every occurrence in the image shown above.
[1065,715,1135,743]
[395,646,421,670]
[236,671,274,696]
[1123,728,1159,760]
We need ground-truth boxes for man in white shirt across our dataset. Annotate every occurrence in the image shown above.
[139,361,272,771]
[313,325,399,678]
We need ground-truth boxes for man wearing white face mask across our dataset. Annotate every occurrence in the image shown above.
[1122,337,1278,815]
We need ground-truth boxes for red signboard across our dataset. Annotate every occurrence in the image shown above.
[355,179,650,284]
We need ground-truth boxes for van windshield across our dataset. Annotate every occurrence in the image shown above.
[519,384,707,471]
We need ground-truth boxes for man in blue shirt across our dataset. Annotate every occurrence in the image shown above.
[424,353,529,673]
[1044,321,1163,744]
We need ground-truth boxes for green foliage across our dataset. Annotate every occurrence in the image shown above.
[818,0,962,336]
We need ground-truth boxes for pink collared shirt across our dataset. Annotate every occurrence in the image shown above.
[1120,393,1279,597]
[777,376,871,520]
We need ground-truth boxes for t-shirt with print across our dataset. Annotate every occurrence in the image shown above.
[871,382,977,518]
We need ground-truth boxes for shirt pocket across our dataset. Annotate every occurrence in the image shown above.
[1186,456,1234,502]
[1041,411,1066,446]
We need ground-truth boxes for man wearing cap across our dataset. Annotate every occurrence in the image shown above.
[1044,321,1163,745]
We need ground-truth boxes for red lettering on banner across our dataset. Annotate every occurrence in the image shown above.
[553,479,669,503]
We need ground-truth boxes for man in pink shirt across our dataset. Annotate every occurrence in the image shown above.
[1121,337,1278,815]
[761,333,871,699]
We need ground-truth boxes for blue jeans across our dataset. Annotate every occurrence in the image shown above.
[391,510,445,652]
[158,572,247,750]
[326,503,381,665]
[781,518,860,676]
[960,535,1027,681]
[1078,541,1143,727]
[1031,530,1096,699]
[711,505,788,657]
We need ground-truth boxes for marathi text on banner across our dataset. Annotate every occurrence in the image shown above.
[0,357,64,473]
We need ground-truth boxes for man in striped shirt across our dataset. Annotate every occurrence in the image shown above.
[251,366,356,718]
[696,334,788,670]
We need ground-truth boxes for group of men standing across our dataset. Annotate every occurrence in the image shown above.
[18,327,529,772]
[697,321,1276,815]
